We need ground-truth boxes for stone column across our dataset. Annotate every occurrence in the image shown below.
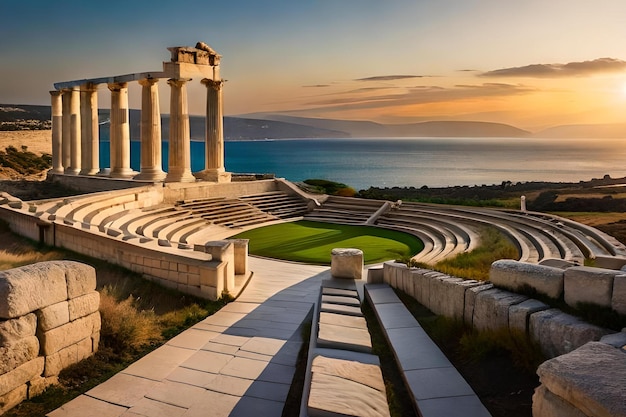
[79,83,99,175]
[61,89,71,172]
[134,78,166,181]
[108,82,134,178]
[165,78,195,183]
[66,86,81,175]
[49,90,64,174]
[195,79,231,182]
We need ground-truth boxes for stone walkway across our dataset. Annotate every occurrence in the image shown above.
[48,258,330,417]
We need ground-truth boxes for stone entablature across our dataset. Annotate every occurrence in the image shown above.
[50,42,230,184]
[0,261,100,414]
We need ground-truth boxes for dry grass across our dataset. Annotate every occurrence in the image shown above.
[553,211,626,227]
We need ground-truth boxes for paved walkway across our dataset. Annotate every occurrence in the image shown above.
[48,258,331,417]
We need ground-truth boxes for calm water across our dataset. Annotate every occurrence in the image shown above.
[99,137,626,190]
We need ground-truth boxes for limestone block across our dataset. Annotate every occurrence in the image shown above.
[536,342,626,417]
[367,267,384,285]
[0,262,68,319]
[593,255,626,270]
[0,356,44,397]
[428,276,463,318]
[538,258,578,269]
[564,266,617,308]
[410,269,431,306]
[44,337,94,377]
[508,299,550,333]
[490,259,564,299]
[529,309,611,358]
[0,313,36,344]
[331,248,364,280]
[599,331,626,348]
[532,385,588,417]
[400,267,413,295]
[68,291,100,321]
[39,312,101,356]
[463,283,493,327]
[230,238,249,275]
[308,354,389,417]
[612,274,626,315]
[28,375,58,398]
[0,336,39,374]
[0,384,27,415]
[472,288,527,332]
[383,262,404,285]
[63,261,97,298]
[36,301,69,332]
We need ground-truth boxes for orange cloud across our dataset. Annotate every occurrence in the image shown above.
[481,58,626,78]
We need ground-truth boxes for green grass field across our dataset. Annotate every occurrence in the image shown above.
[233,220,424,264]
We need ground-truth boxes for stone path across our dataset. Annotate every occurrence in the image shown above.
[47,258,330,417]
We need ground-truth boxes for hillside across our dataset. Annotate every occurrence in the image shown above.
[533,123,626,139]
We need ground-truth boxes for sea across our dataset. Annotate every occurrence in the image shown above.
[98,137,626,191]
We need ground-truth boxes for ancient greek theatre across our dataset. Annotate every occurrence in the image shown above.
[49,42,230,183]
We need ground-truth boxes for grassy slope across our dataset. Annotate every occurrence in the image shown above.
[233,220,424,264]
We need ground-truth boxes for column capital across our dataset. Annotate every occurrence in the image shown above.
[107,82,128,91]
[81,82,98,92]
[50,90,63,97]
[167,78,192,88]
[138,77,159,87]
[201,78,224,90]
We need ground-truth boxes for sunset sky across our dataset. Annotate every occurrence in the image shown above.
[1,0,626,131]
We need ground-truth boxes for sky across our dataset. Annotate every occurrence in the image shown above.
[1,0,626,131]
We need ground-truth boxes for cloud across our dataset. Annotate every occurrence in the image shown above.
[481,58,626,78]
[304,83,534,110]
[302,84,330,88]
[355,75,425,82]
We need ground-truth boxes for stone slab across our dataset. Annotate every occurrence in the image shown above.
[229,396,284,417]
[322,287,359,298]
[0,313,36,344]
[122,345,196,381]
[490,259,564,299]
[145,380,208,409]
[372,302,419,330]
[37,302,70,332]
[564,266,617,308]
[508,298,550,333]
[612,274,626,315]
[166,328,220,350]
[537,341,626,417]
[365,284,401,304]
[386,327,451,371]
[321,294,361,307]
[220,356,269,380]
[417,394,492,417]
[472,288,527,332]
[319,311,368,330]
[404,367,476,400]
[532,385,589,417]
[320,303,363,317]
[87,373,160,408]
[47,394,128,417]
[317,322,372,353]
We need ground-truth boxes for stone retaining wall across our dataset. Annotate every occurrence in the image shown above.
[490,259,626,315]
[0,261,100,415]
[381,261,625,417]
[0,206,246,301]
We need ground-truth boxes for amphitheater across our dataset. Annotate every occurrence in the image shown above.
[1,44,625,417]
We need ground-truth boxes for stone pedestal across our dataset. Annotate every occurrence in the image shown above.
[165,78,195,183]
[79,84,99,175]
[49,91,64,174]
[134,78,166,181]
[108,82,135,178]
[331,248,364,280]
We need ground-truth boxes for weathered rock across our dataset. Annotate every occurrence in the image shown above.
[0,313,36,344]
[463,283,493,327]
[0,262,68,319]
[472,288,527,331]
[308,354,389,417]
[529,309,611,358]
[509,299,550,333]
[532,385,588,417]
[39,312,101,356]
[612,274,626,315]
[44,337,94,377]
[36,301,69,332]
[429,276,477,320]
[63,261,97,299]
[0,336,39,374]
[28,375,58,398]
[600,332,626,348]
[68,291,100,321]
[0,384,27,415]
[536,342,626,417]
[538,258,578,269]
[0,357,44,397]
[331,248,363,280]
[490,259,564,299]
[564,266,618,308]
